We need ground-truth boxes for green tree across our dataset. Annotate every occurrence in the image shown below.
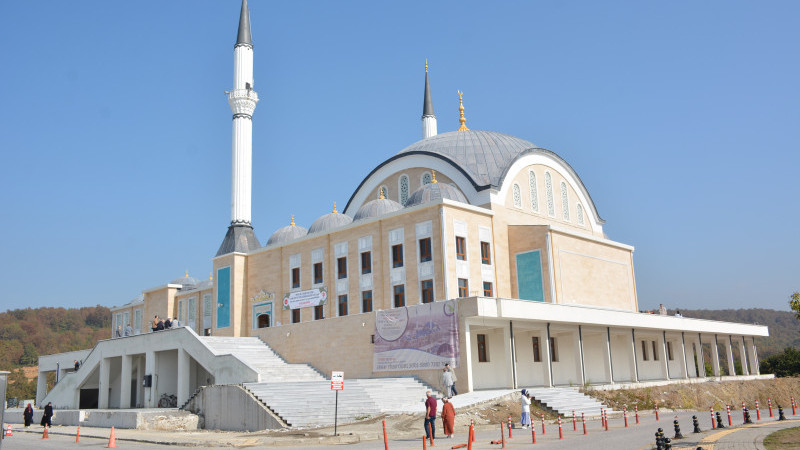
[760,347,800,377]
[19,343,38,366]
[790,291,800,321]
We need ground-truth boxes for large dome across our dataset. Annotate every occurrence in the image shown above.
[267,222,308,245]
[170,274,199,289]
[353,197,403,220]
[405,181,468,207]
[308,210,353,234]
[397,130,537,188]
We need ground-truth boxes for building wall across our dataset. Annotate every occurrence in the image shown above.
[507,225,551,302]
[144,288,178,333]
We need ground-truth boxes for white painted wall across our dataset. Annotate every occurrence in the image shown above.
[514,329,547,387]
[610,334,635,382]
[470,327,508,389]
[551,332,579,386]
[582,331,608,385]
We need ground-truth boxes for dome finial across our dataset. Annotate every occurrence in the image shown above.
[379,189,385,200]
[290,215,295,226]
[209,272,213,281]
[432,170,438,183]
[185,269,189,277]
[333,202,338,214]
[457,90,470,131]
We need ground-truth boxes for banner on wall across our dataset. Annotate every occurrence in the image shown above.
[373,300,459,372]
[282,287,327,310]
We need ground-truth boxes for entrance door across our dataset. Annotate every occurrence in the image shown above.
[515,250,545,301]
[216,267,231,328]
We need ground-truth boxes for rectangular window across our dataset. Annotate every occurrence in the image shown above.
[652,341,659,361]
[338,295,348,316]
[532,336,541,362]
[641,340,649,361]
[667,341,674,361]
[314,305,324,320]
[477,334,488,362]
[393,285,405,307]
[392,244,404,268]
[550,337,559,362]
[313,262,323,284]
[455,236,467,261]
[291,267,300,289]
[480,241,491,265]
[362,290,373,313]
[421,279,434,303]
[337,257,347,279]
[483,282,493,297]
[292,309,301,324]
[457,278,468,297]
[419,238,432,262]
[361,251,372,274]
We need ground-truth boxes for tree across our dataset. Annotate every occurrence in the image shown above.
[790,291,800,321]
[760,347,800,377]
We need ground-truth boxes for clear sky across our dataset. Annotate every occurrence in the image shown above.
[1,1,798,313]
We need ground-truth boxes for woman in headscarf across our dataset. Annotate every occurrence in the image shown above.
[441,397,456,438]
[23,403,34,427]
[40,402,53,428]
[520,389,531,429]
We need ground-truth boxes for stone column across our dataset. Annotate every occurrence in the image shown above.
[696,334,705,378]
[177,348,191,407]
[680,333,689,379]
[543,325,553,387]
[137,356,146,407]
[98,357,110,409]
[725,337,736,376]
[711,336,721,377]
[630,329,639,382]
[145,351,156,408]
[463,322,474,392]
[604,328,614,384]
[502,323,516,388]
[120,354,132,409]
[660,332,670,380]
[738,338,749,375]
[36,370,48,405]
[751,339,760,375]
[576,327,586,386]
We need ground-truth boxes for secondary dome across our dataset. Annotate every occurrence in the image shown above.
[405,181,468,207]
[308,204,353,234]
[171,273,199,289]
[353,197,403,221]
[267,218,308,245]
[397,130,536,188]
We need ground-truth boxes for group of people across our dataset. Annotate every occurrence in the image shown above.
[150,315,180,332]
[424,363,460,441]
[114,323,134,338]
[22,402,53,428]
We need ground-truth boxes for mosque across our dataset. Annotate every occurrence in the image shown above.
[36,0,769,426]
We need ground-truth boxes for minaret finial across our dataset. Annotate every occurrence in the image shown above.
[425,59,428,73]
[333,202,338,214]
[290,215,295,226]
[236,0,253,48]
[432,170,438,183]
[422,61,437,139]
[457,91,469,131]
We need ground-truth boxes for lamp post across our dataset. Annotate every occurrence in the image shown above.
[0,371,9,449]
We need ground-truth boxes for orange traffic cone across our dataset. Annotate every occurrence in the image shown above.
[76,424,81,443]
[42,427,50,439]
[5,425,12,437]
[105,426,117,448]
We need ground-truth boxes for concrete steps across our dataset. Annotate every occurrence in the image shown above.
[525,387,610,417]
[201,337,325,383]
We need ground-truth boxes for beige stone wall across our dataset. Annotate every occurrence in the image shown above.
[364,168,461,206]
[550,231,637,311]
[144,287,177,332]
[175,287,213,335]
[440,205,496,299]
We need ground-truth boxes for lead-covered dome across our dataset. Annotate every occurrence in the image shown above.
[353,197,403,221]
[267,219,308,245]
[308,205,353,234]
[397,130,536,188]
[171,273,199,289]
[405,181,468,207]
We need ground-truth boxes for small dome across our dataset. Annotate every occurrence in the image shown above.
[406,182,468,207]
[353,198,403,221]
[267,222,308,245]
[308,211,353,234]
[171,274,199,289]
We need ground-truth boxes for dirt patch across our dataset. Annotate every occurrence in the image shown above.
[764,426,800,449]
[584,377,800,412]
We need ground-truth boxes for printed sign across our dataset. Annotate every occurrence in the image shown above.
[283,287,327,310]
[331,371,344,391]
[373,300,459,372]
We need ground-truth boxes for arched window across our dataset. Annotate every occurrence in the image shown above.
[399,175,410,205]
[512,183,522,207]
[528,171,538,212]
[576,203,585,225]
[421,172,432,185]
[560,181,570,221]
[257,314,270,328]
[379,185,388,199]
[545,172,554,217]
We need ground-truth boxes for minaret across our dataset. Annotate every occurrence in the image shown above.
[421,60,437,139]
[217,0,261,256]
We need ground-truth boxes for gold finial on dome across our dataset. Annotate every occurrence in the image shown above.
[457,90,469,131]
[431,170,438,183]
[379,189,385,199]
[209,272,213,281]
[290,215,295,226]
[425,59,428,73]
[333,202,338,214]
[185,270,189,277]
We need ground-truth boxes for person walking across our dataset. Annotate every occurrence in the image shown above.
[424,391,437,441]
[40,402,53,428]
[441,366,454,398]
[23,403,34,427]
[441,397,455,438]
[445,363,458,396]
[520,389,532,428]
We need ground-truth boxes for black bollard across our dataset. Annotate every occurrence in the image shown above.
[655,429,665,450]
[778,406,787,421]
[743,407,753,424]
[673,419,684,439]
[692,415,701,433]
[664,437,672,449]
[716,411,726,428]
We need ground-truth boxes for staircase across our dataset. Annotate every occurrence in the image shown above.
[201,337,325,383]
[244,377,437,427]
[526,387,610,417]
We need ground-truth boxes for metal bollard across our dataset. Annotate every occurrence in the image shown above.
[663,437,672,450]
[744,407,752,424]
[655,428,665,450]
[715,412,725,429]
[692,415,701,433]
[673,418,683,439]
[779,406,787,421]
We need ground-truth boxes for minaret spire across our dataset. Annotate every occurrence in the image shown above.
[217,0,261,256]
[421,60,437,139]
[457,90,470,131]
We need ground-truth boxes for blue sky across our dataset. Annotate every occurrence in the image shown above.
[1,1,798,313]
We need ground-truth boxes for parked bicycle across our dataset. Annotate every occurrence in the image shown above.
[158,393,177,408]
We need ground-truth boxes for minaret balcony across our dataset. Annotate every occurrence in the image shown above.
[227,89,259,116]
